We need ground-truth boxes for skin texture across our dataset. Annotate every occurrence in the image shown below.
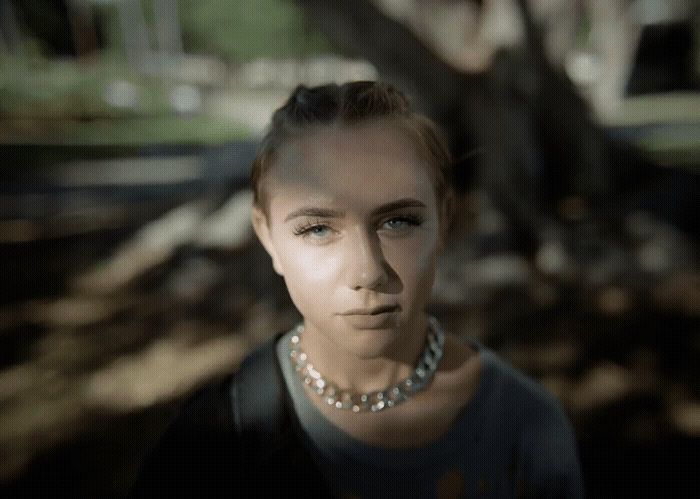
[251,122,480,447]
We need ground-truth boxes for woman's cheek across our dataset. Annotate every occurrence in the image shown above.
[388,234,435,276]
[284,241,341,280]
[282,245,342,310]
[300,248,342,282]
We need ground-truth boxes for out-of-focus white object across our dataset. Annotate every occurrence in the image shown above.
[103,79,141,109]
[170,84,202,115]
[565,50,602,87]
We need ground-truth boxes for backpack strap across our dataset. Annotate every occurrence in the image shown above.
[130,329,331,497]
[230,330,287,448]
[229,329,334,496]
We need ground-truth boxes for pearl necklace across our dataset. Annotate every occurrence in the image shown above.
[289,315,445,413]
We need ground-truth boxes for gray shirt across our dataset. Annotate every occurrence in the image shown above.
[276,328,584,498]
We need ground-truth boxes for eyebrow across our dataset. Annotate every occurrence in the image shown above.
[284,198,427,222]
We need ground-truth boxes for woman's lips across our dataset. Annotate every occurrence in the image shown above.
[341,307,399,329]
[342,305,399,315]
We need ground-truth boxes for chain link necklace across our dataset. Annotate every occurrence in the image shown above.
[289,315,446,413]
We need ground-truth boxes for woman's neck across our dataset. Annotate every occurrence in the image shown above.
[297,312,430,394]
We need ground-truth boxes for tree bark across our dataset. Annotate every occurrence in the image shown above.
[292,0,697,249]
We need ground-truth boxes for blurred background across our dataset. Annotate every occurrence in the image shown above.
[0,0,698,496]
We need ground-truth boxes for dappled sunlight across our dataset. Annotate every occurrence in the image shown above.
[85,333,248,411]
[1,0,697,495]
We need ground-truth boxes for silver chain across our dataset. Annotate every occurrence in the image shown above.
[289,315,446,413]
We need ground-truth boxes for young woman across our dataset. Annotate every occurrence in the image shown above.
[129,82,583,498]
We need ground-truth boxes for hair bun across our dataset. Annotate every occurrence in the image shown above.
[289,84,340,122]
[341,81,410,119]
[293,85,311,107]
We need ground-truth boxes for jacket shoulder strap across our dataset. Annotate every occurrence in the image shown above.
[228,329,335,496]
[230,330,288,443]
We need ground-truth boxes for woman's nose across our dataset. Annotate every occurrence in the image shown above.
[346,228,389,290]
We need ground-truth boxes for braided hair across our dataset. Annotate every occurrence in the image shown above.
[250,81,455,226]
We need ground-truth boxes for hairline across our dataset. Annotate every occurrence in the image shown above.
[253,115,451,222]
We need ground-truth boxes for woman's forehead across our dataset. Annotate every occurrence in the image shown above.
[274,124,430,183]
[267,124,436,216]
[267,176,433,218]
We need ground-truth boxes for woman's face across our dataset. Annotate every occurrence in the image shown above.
[251,122,450,359]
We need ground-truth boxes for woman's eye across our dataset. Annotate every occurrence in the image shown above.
[293,223,333,238]
[383,216,422,231]
[306,225,331,237]
[293,216,422,239]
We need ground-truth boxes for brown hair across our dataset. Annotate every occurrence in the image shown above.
[250,81,455,225]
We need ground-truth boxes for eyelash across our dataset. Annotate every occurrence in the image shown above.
[292,215,424,238]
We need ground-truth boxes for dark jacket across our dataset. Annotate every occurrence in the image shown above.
[128,331,334,498]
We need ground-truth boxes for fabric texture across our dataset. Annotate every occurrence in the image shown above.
[128,330,332,498]
[276,328,584,498]
[128,328,584,498]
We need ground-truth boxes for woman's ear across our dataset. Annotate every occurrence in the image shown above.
[251,206,285,276]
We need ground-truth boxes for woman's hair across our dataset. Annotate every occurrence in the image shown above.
[250,81,455,224]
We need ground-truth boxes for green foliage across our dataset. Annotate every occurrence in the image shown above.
[0,55,168,118]
[178,0,337,61]
[0,0,338,144]
[0,55,248,145]
[46,115,249,146]
[94,0,337,61]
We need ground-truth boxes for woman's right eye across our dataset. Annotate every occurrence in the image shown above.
[292,222,333,238]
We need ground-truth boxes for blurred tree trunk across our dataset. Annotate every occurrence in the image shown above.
[292,0,479,192]
[292,0,693,254]
[66,0,99,57]
[116,0,152,68]
[153,0,183,55]
[0,1,24,53]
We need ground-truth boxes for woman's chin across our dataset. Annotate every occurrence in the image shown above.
[334,325,404,359]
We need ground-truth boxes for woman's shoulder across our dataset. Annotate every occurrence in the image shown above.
[142,330,288,452]
[440,335,573,434]
[128,332,289,497]
[479,345,566,417]
[485,351,577,449]
[475,345,584,497]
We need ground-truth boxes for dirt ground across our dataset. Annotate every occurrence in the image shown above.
[0,186,697,497]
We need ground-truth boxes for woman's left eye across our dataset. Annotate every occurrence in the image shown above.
[382,216,423,231]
